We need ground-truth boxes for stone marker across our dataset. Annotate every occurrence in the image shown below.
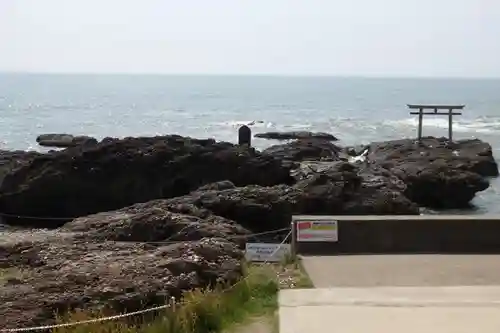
[238,125,252,146]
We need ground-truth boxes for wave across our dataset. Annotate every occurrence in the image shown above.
[386,116,500,134]
[212,120,273,128]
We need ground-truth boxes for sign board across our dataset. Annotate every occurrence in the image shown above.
[296,220,338,242]
[245,243,291,262]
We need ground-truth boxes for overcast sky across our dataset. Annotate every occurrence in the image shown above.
[1,0,499,77]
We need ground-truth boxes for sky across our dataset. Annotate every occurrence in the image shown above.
[1,0,499,77]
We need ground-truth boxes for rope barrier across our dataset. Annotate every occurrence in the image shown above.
[235,227,289,239]
[134,227,290,245]
[0,207,290,245]
[0,211,74,221]
[0,305,175,332]
[0,212,289,240]
[0,230,293,332]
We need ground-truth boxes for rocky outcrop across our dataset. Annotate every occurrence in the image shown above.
[0,135,293,227]
[61,199,251,243]
[0,150,42,185]
[167,185,297,233]
[36,133,98,148]
[262,136,497,210]
[0,164,417,328]
[0,135,497,229]
[290,161,419,215]
[366,137,497,208]
[166,165,418,225]
[255,131,338,141]
[262,139,342,162]
[60,167,416,244]
[0,235,243,329]
[0,191,256,329]
[367,137,498,176]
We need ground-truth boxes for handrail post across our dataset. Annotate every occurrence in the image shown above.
[448,108,453,142]
[418,108,423,141]
[291,219,298,267]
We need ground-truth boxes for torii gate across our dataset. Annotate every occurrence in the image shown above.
[407,104,465,142]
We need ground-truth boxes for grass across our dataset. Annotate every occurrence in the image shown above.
[260,258,314,333]
[49,260,312,333]
[270,259,314,290]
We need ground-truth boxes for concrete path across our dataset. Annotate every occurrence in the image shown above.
[301,254,500,287]
[279,286,500,333]
[278,255,500,332]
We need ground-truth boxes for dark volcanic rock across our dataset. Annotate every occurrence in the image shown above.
[61,199,251,243]
[0,235,243,329]
[36,133,98,148]
[0,196,248,329]
[167,185,296,233]
[195,180,237,192]
[0,150,42,185]
[255,131,338,141]
[290,161,419,215]
[367,137,498,208]
[167,163,418,227]
[0,135,293,227]
[263,139,342,162]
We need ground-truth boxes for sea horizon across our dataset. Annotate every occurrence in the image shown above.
[2,71,500,81]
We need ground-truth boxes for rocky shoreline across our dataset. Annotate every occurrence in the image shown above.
[0,132,498,328]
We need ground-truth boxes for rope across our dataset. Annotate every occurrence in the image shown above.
[235,227,289,239]
[0,209,290,245]
[1,212,288,240]
[0,211,73,221]
[0,305,174,332]
[0,230,293,332]
[134,227,290,245]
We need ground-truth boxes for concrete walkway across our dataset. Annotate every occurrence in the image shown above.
[278,255,500,332]
[301,254,500,287]
[280,286,500,333]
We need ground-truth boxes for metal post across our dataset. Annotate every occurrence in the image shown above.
[417,108,423,141]
[291,220,297,266]
[448,108,453,142]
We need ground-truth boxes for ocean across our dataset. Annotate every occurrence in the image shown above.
[1,73,500,213]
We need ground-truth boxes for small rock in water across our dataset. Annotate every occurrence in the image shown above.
[36,133,97,148]
[255,131,338,141]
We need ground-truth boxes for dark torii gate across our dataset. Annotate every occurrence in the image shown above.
[407,104,465,142]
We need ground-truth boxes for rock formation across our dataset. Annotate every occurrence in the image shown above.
[0,135,293,227]
[0,234,243,329]
[36,133,98,148]
[366,137,497,208]
[255,131,338,141]
[0,135,497,227]
[262,139,342,162]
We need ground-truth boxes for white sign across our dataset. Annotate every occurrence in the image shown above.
[245,243,291,262]
[296,220,338,242]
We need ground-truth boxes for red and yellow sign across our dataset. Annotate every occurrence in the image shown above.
[296,220,338,242]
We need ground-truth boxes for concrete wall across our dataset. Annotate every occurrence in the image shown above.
[293,215,500,254]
